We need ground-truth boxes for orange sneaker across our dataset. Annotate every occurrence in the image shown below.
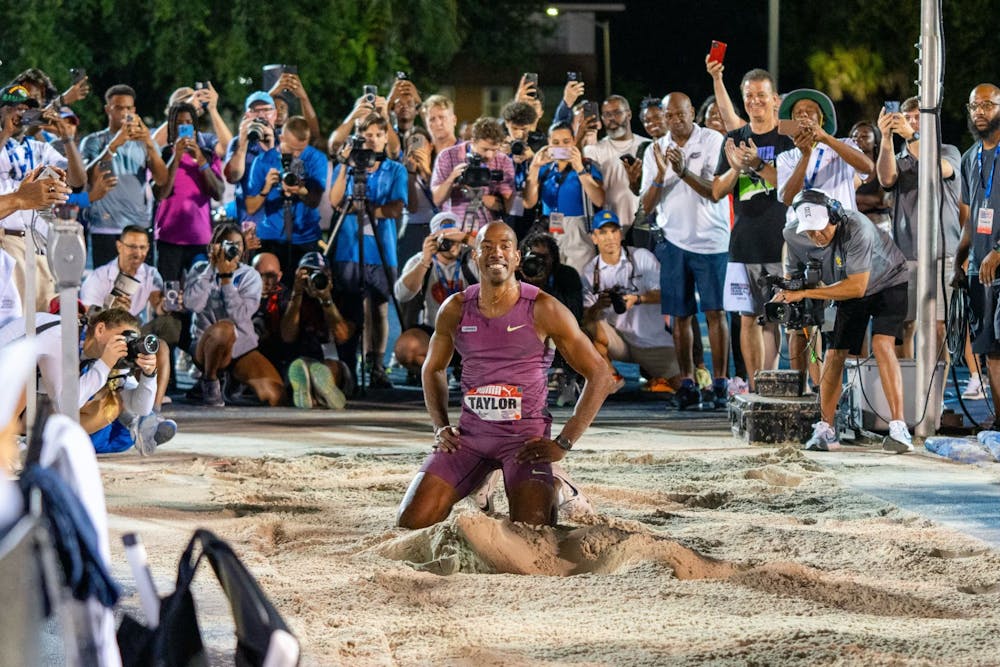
[644,377,674,393]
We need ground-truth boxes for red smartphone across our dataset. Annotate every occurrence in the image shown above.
[708,40,727,64]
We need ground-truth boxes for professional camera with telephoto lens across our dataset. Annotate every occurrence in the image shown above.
[119,330,159,369]
[247,118,269,144]
[458,153,504,189]
[759,260,825,329]
[221,240,241,261]
[345,135,386,171]
[602,285,630,315]
[520,251,548,280]
[279,152,305,188]
[307,269,329,292]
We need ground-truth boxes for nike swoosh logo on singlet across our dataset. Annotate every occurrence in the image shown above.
[507,324,527,332]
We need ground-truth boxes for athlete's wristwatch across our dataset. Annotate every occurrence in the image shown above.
[554,434,573,451]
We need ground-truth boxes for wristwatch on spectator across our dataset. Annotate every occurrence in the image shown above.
[906,132,920,144]
[752,159,766,172]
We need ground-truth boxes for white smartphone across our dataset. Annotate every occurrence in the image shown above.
[550,147,572,161]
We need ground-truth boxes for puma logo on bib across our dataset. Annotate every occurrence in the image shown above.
[464,384,523,421]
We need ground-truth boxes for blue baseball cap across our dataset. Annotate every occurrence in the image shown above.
[593,210,621,228]
[244,91,275,112]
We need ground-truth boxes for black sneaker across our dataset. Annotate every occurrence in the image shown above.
[369,366,394,390]
[676,379,701,410]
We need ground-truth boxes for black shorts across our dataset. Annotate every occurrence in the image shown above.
[828,283,907,355]
[968,275,1000,355]
[332,261,397,303]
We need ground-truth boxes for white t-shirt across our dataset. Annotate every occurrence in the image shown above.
[640,124,729,254]
[585,135,648,227]
[777,138,865,223]
[0,248,22,327]
[393,252,478,325]
[582,246,674,349]
[0,137,69,233]
[80,258,164,322]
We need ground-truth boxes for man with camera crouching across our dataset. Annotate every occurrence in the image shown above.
[393,212,479,384]
[281,252,353,409]
[245,115,327,284]
[777,189,911,453]
[81,225,176,413]
[78,308,176,455]
[582,210,682,393]
[185,224,284,407]
[432,117,515,236]
[329,113,408,389]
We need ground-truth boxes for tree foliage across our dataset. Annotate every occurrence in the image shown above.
[0,0,548,135]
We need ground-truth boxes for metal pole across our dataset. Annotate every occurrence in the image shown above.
[599,20,611,99]
[24,216,37,445]
[768,0,780,86]
[915,0,942,437]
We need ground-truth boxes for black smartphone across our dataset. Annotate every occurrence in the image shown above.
[69,68,87,85]
[567,71,583,83]
[884,100,901,114]
[282,64,298,75]
[582,100,599,120]
[396,71,408,80]
[20,109,44,127]
[620,154,637,166]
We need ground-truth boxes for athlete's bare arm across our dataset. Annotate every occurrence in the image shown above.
[422,292,464,452]
[516,291,614,464]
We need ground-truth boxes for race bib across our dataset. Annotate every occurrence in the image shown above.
[464,384,523,421]
[548,212,565,235]
[978,207,994,235]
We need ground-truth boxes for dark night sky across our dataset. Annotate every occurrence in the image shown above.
[606,1,780,109]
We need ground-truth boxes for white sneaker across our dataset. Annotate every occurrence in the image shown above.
[468,469,502,513]
[883,420,914,454]
[962,374,986,400]
[552,464,595,519]
[804,421,840,451]
[727,377,749,397]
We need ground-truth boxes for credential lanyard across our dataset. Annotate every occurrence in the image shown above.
[977,144,999,202]
[803,147,825,190]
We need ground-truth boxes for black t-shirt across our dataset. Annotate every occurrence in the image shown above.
[716,126,795,263]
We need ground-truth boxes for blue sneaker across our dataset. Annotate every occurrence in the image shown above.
[713,377,730,409]
[676,378,701,410]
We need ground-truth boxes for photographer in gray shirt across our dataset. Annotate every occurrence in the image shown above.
[775,189,909,453]
[79,84,168,266]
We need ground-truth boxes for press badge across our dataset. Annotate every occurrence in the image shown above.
[464,384,523,421]
[978,207,994,235]
[548,212,565,235]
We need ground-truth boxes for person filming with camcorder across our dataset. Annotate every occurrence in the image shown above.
[777,189,911,454]
[329,113,408,389]
[431,117,515,235]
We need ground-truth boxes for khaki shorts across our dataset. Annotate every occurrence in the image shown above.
[600,320,680,379]
[0,232,56,312]
[904,257,953,323]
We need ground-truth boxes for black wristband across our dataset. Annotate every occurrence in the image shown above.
[141,370,157,378]
[217,272,234,279]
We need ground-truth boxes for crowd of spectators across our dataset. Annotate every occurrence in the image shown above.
[0,47,994,455]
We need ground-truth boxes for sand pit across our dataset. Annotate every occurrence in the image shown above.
[98,423,1000,666]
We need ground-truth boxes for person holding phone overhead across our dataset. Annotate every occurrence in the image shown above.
[153,102,224,284]
[523,122,605,273]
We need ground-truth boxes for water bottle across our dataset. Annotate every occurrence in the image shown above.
[976,431,1000,462]
[924,437,993,463]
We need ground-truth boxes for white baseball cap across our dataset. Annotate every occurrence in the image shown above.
[794,200,831,234]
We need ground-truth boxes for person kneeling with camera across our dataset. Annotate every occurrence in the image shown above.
[393,212,478,383]
[281,252,353,409]
[778,189,911,453]
[581,210,682,393]
[185,224,284,407]
[79,308,175,455]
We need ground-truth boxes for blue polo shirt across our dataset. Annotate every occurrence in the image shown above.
[246,145,328,245]
[331,159,409,267]
[538,161,603,216]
